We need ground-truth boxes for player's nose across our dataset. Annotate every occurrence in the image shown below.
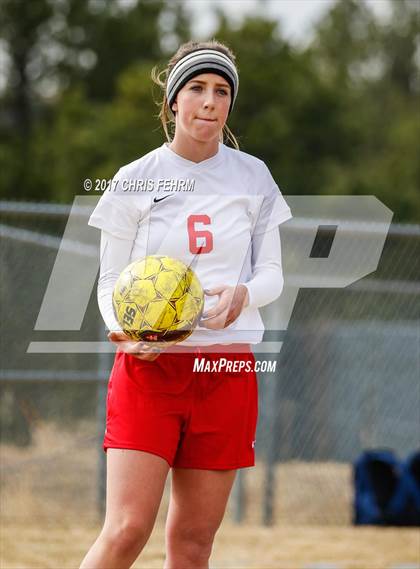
[203,91,216,108]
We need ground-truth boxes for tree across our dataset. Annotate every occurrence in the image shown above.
[0,0,190,201]
[306,0,420,221]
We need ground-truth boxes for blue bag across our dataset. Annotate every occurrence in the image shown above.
[354,449,402,525]
[395,450,420,526]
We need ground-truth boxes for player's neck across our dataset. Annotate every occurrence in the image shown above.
[168,135,219,164]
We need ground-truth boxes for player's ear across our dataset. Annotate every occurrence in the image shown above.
[172,99,178,113]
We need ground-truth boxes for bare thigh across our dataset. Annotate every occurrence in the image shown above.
[165,468,236,548]
[104,449,170,533]
[79,450,170,568]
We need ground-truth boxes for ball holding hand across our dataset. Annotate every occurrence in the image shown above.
[108,331,162,361]
[200,284,249,330]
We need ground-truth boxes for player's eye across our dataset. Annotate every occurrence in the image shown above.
[218,89,228,95]
[190,85,202,91]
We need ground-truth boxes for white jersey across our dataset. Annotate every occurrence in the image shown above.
[88,142,292,344]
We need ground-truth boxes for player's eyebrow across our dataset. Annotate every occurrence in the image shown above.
[188,79,230,88]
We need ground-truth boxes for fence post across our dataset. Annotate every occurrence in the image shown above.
[232,469,246,523]
[97,323,112,519]
[263,369,278,526]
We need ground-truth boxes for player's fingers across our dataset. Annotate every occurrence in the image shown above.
[131,341,157,353]
[202,291,232,318]
[201,309,230,329]
[206,317,229,329]
[138,341,164,353]
[108,331,130,343]
[114,339,149,354]
[204,285,228,296]
[224,313,238,328]
[225,304,241,320]
[201,300,229,320]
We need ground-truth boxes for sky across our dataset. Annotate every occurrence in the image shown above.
[184,0,393,47]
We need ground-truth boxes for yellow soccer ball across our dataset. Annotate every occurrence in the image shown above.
[112,255,204,345]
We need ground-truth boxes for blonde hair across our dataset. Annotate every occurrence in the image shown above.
[151,40,240,150]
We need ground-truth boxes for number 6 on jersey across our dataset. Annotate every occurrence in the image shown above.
[187,214,213,254]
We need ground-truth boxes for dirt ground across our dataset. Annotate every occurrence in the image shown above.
[1,522,419,568]
[1,421,419,568]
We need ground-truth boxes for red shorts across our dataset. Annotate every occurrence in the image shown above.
[103,344,258,470]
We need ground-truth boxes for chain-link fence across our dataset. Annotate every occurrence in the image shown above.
[1,200,418,527]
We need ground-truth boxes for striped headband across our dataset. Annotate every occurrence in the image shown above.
[166,49,239,115]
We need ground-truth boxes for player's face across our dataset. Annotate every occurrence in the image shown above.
[171,73,231,143]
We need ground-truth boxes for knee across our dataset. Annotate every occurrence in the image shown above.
[167,524,215,561]
[102,519,151,557]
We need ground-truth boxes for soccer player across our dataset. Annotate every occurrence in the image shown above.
[80,40,292,569]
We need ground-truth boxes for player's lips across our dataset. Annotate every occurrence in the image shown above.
[195,117,217,122]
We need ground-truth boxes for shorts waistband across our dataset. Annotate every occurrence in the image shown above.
[164,343,252,355]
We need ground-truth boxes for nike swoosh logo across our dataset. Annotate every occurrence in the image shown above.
[153,195,173,203]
